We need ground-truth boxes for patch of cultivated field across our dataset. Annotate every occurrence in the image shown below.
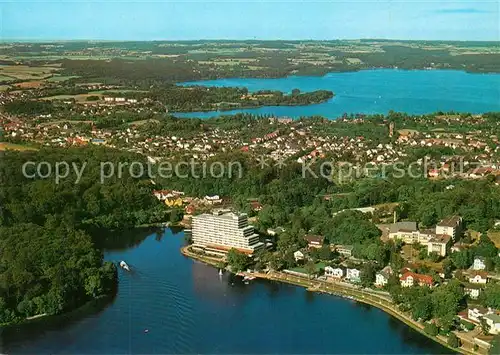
[0,75,15,82]
[47,75,80,82]
[0,142,38,151]
[0,64,58,81]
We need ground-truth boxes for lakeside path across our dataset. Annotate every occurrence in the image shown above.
[181,246,486,355]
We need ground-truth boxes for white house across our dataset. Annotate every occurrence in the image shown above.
[464,285,481,300]
[346,268,361,282]
[484,314,500,334]
[473,257,487,271]
[294,250,305,262]
[324,267,344,279]
[467,307,492,324]
[468,272,488,284]
[375,266,393,287]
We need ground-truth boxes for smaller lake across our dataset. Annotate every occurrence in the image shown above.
[176,69,500,119]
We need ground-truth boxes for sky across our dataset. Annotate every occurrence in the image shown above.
[0,0,499,41]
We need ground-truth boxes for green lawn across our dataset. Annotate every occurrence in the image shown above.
[289,262,326,274]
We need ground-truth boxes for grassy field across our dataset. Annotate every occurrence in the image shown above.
[0,142,38,151]
[488,230,500,248]
[289,262,326,274]
[128,119,160,126]
[47,75,80,82]
[42,93,103,102]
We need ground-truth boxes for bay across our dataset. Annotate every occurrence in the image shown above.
[176,69,500,119]
[2,229,450,354]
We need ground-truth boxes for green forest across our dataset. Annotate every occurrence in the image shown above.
[0,147,168,324]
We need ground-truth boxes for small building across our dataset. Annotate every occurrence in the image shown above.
[436,215,463,240]
[464,283,482,300]
[467,307,492,324]
[473,257,487,271]
[375,266,393,287]
[267,227,285,236]
[400,272,433,287]
[90,138,106,145]
[484,314,500,334]
[294,250,305,262]
[335,244,354,257]
[324,266,344,279]
[250,201,263,212]
[427,234,451,257]
[304,235,324,249]
[468,271,488,284]
[346,268,361,283]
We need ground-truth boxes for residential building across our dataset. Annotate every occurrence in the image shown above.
[473,257,487,270]
[464,284,482,300]
[467,307,493,324]
[427,234,451,257]
[190,211,264,255]
[400,272,433,287]
[388,222,434,244]
[294,250,305,262]
[484,314,500,334]
[346,268,361,283]
[375,266,393,287]
[468,271,488,284]
[436,215,463,240]
[335,244,354,257]
[304,235,324,248]
[324,266,344,279]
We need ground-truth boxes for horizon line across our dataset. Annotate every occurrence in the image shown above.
[2,37,500,43]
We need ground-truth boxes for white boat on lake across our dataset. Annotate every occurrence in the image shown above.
[119,261,130,271]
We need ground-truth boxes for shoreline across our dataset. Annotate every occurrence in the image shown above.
[171,97,334,113]
[0,294,114,330]
[180,245,483,355]
[178,68,500,88]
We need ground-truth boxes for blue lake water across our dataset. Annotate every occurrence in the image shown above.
[177,69,500,119]
[2,229,449,354]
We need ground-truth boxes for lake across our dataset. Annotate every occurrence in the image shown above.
[1,229,449,354]
[176,69,500,119]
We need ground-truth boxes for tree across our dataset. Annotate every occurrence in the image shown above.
[227,249,249,273]
[85,273,104,298]
[451,249,472,269]
[360,263,376,287]
[447,333,460,348]
[428,251,440,263]
[481,283,500,309]
[304,260,317,279]
[269,254,285,271]
[481,318,491,335]
[318,245,333,260]
[424,323,439,336]
[442,259,454,279]
[475,235,498,258]
[412,296,433,321]
[490,336,500,355]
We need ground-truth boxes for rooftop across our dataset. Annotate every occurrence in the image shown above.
[389,221,418,233]
[437,215,462,228]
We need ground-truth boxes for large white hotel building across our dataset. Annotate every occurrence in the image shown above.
[189,211,264,256]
